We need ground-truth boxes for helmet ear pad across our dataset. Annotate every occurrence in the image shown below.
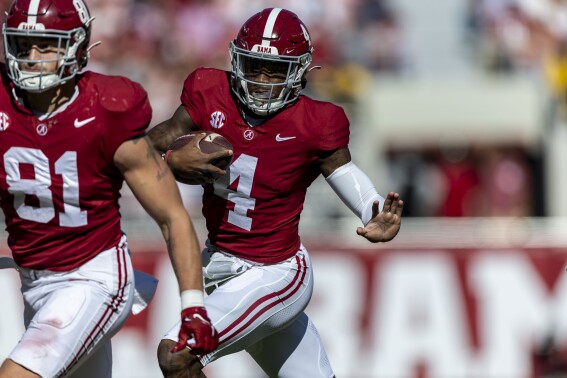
[2,0,93,92]
[229,8,313,116]
[74,28,92,71]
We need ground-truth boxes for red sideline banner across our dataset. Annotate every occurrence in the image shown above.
[1,245,567,378]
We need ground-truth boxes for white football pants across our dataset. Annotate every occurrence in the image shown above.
[164,243,334,378]
[8,236,135,378]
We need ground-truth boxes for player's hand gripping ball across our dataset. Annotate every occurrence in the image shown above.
[167,131,233,183]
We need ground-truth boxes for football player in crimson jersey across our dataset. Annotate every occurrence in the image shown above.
[0,1,218,377]
[149,7,403,378]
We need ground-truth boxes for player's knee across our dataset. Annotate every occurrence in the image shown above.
[0,359,41,378]
[157,340,204,378]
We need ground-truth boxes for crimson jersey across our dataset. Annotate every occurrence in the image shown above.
[181,68,350,264]
[0,64,151,271]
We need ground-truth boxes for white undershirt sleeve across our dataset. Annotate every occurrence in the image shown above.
[325,161,385,226]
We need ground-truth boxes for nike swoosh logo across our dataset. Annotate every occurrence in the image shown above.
[183,313,211,325]
[74,116,96,128]
[275,134,296,142]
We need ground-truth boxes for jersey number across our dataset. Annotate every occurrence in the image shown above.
[4,147,87,227]
[213,153,257,231]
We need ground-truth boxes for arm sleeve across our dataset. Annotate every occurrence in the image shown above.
[325,162,385,225]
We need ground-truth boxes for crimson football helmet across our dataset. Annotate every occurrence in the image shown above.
[229,8,313,116]
[2,0,93,92]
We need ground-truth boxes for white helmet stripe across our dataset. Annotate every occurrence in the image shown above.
[261,8,282,47]
[27,0,41,25]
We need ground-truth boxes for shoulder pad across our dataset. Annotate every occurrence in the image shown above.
[89,73,148,113]
[185,67,227,92]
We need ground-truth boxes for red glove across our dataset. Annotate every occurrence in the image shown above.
[171,306,219,354]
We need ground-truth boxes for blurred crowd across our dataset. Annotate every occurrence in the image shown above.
[465,0,567,95]
[0,0,404,121]
[389,145,541,218]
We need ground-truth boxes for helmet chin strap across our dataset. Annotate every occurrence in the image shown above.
[16,71,59,92]
[242,78,290,116]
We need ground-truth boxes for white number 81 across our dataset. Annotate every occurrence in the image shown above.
[4,147,87,227]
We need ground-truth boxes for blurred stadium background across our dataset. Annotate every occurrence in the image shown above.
[3,0,567,377]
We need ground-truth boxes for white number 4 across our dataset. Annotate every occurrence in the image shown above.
[213,153,257,231]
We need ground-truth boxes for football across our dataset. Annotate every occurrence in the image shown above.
[167,131,233,182]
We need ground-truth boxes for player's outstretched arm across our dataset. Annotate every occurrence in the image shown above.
[114,136,218,354]
[321,148,404,243]
[147,105,232,184]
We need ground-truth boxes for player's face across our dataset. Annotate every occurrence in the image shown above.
[242,56,289,100]
[12,36,64,73]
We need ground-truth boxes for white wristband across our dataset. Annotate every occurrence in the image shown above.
[181,289,204,309]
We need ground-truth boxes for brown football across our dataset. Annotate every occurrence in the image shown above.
[167,131,233,182]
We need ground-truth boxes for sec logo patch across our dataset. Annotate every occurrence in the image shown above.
[210,111,226,129]
[0,112,10,131]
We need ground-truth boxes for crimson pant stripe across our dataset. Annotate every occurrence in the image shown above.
[217,255,304,339]
[64,246,127,374]
[218,254,307,345]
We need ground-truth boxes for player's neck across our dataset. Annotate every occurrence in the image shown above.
[240,105,271,127]
[22,79,76,116]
